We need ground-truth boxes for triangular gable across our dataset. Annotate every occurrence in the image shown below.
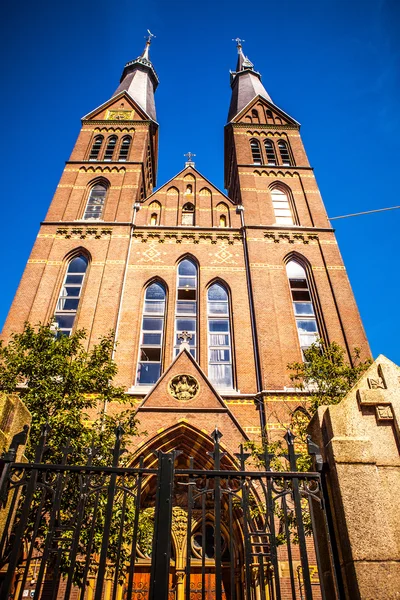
[144,165,235,205]
[231,94,300,127]
[82,91,154,122]
[136,349,249,441]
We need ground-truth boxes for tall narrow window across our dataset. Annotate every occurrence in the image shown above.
[219,214,227,227]
[118,136,131,161]
[89,135,103,160]
[182,203,195,225]
[207,283,233,388]
[286,261,319,356]
[264,140,277,165]
[250,140,262,165]
[278,140,292,166]
[136,282,166,385]
[271,188,294,225]
[104,136,117,161]
[251,109,260,123]
[83,184,107,220]
[174,260,197,358]
[54,256,88,336]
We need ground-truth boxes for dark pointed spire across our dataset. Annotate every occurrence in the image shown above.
[113,32,159,121]
[228,39,272,122]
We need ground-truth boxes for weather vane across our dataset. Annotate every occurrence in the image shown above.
[146,29,156,44]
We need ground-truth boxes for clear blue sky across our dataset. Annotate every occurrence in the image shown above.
[1,0,399,362]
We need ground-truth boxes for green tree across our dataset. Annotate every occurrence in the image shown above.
[0,323,152,586]
[246,340,371,543]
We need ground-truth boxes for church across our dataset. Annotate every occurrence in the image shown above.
[0,36,372,600]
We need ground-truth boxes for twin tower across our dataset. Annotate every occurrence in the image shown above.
[2,39,370,440]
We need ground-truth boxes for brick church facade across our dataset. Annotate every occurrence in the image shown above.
[1,38,370,452]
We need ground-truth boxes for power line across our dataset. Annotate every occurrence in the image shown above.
[329,205,400,221]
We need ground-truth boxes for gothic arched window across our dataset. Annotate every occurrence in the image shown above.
[118,136,132,161]
[174,259,198,359]
[148,201,161,226]
[286,260,319,356]
[54,255,88,336]
[207,283,233,388]
[136,282,166,385]
[182,202,195,226]
[89,135,103,160]
[278,140,293,166]
[251,109,260,123]
[83,183,107,220]
[104,135,117,161]
[250,139,262,165]
[271,187,294,225]
[219,214,227,227]
[264,140,277,165]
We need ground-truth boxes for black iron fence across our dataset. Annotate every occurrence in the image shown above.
[0,426,340,600]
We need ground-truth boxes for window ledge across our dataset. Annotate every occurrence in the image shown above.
[126,385,154,396]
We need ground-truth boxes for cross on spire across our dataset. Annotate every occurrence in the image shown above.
[184,152,196,167]
[145,29,156,44]
[232,37,245,50]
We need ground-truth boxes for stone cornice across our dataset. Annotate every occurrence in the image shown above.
[228,122,300,131]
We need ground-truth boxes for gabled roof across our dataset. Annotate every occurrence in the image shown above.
[144,165,235,205]
[230,94,300,127]
[136,348,249,441]
[81,90,156,123]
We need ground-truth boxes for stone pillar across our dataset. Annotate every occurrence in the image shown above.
[0,392,31,541]
[308,355,400,600]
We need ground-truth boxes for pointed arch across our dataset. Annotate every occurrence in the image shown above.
[250,139,262,165]
[104,135,118,161]
[181,202,195,225]
[284,253,320,357]
[269,182,298,225]
[135,280,167,386]
[148,200,161,226]
[118,135,132,161]
[264,139,277,166]
[207,280,234,389]
[174,257,198,359]
[88,135,103,160]
[83,178,109,220]
[277,139,294,166]
[54,251,90,336]
[216,202,230,227]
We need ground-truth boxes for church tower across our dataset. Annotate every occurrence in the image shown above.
[1,39,370,443]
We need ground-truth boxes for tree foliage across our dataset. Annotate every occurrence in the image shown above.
[0,323,153,586]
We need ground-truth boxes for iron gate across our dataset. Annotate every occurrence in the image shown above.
[0,425,340,600]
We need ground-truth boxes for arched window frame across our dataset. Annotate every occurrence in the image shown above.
[251,109,260,124]
[174,258,198,359]
[250,139,263,165]
[278,139,294,166]
[89,135,103,161]
[54,254,89,336]
[264,139,277,165]
[216,202,229,228]
[285,259,320,358]
[83,181,108,220]
[270,184,298,226]
[181,202,195,226]
[118,135,132,161]
[148,200,161,226]
[207,281,234,389]
[104,135,117,161]
[135,281,167,386]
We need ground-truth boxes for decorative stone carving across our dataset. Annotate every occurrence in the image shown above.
[168,375,199,401]
[368,376,385,390]
[376,405,394,420]
[172,507,188,550]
